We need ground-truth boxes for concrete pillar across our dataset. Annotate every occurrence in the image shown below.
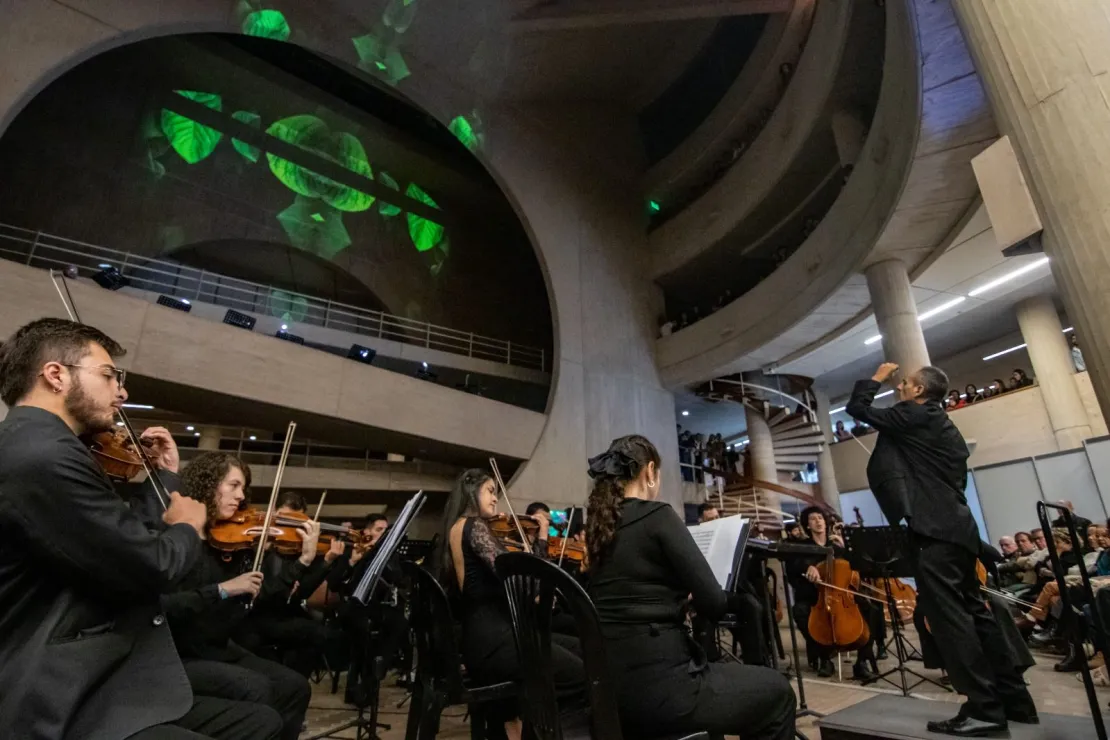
[1015,295,1092,450]
[864,258,930,381]
[952,0,1110,423]
[813,388,842,515]
[197,427,221,451]
[386,453,405,462]
[0,401,7,423]
[745,402,779,521]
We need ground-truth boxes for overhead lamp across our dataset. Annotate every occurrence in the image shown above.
[968,257,1049,297]
[122,403,153,410]
[97,263,112,269]
[876,390,894,399]
[917,296,966,321]
[681,410,690,416]
[186,425,195,431]
[115,421,124,427]
[864,334,882,345]
[1064,326,1074,333]
[829,406,847,415]
[982,343,1027,361]
[249,435,257,441]
[194,432,200,437]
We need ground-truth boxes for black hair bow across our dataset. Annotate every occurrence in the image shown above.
[587,450,635,480]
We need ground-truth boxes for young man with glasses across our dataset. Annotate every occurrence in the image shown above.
[0,318,283,739]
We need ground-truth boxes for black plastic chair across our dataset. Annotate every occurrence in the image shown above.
[495,552,709,740]
[402,562,516,740]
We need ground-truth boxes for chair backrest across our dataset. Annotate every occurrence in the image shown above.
[402,561,467,698]
[495,553,623,740]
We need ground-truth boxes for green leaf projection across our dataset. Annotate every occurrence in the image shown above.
[448,114,483,152]
[265,116,376,211]
[161,91,223,164]
[277,197,351,260]
[352,34,410,86]
[269,289,309,322]
[377,171,402,217]
[242,9,291,41]
[405,183,445,252]
[325,133,375,212]
[231,111,262,163]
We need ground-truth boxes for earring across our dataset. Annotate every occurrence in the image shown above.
[648,478,657,489]
[53,386,61,394]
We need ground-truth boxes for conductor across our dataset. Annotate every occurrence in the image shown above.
[847,362,1037,737]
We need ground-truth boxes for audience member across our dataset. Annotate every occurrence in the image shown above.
[833,420,852,442]
[1051,499,1092,544]
[1009,369,1033,390]
[850,421,868,437]
[964,383,985,404]
[1071,333,1086,372]
[1014,531,1036,556]
[698,503,720,523]
[945,390,966,411]
[998,535,1017,557]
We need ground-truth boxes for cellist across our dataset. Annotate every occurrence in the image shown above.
[0,318,283,739]
[785,506,879,682]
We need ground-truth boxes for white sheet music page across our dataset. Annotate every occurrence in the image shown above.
[687,515,749,589]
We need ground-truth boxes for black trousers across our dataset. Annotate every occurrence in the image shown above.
[126,696,283,740]
[730,591,769,665]
[184,653,310,740]
[911,534,1035,723]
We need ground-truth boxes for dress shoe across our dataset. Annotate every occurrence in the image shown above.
[1055,646,1086,672]
[1005,707,1039,724]
[816,658,834,678]
[926,714,1008,737]
[852,661,878,684]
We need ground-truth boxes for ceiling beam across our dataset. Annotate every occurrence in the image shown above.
[511,0,792,33]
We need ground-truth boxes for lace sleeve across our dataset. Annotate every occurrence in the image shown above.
[466,517,505,573]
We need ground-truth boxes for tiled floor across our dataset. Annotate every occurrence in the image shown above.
[303,626,1105,739]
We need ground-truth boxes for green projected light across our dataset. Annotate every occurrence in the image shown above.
[162,91,222,164]
[377,171,402,217]
[352,34,410,86]
[269,288,308,322]
[242,9,291,41]
[448,114,484,152]
[231,110,262,162]
[648,200,661,213]
[266,115,376,212]
[405,183,444,252]
[277,197,351,259]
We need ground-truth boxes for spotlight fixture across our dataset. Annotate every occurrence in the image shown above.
[92,266,129,291]
[186,425,195,431]
[194,432,200,437]
[249,435,257,441]
[276,329,304,344]
[223,309,256,330]
[681,410,690,416]
[157,295,192,313]
[347,344,377,364]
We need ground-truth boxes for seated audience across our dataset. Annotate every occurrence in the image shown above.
[833,420,852,442]
[964,383,985,404]
[945,390,966,411]
[1010,369,1033,390]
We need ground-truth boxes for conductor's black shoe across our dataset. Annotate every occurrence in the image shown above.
[926,714,1008,737]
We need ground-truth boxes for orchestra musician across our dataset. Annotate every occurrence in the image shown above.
[438,469,585,740]
[785,506,879,682]
[0,318,285,740]
[847,363,1038,736]
[524,501,553,553]
[143,452,314,740]
[585,435,796,740]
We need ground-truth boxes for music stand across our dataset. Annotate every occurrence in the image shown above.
[842,525,949,696]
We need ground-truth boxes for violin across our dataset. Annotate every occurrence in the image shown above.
[208,507,372,556]
[547,536,586,565]
[808,556,871,651]
[88,429,158,482]
[488,513,541,552]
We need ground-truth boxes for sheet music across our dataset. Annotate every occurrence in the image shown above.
[353,490,426,604]
[687,515,749,590]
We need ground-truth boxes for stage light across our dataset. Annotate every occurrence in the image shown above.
[276,329,304,344]
[347,344,377,364]
[186,426,195,431]
[968,257,1049,297]
[194,432,200,437]
[157,295,192,313]
[92,266,129,291]
[223,309,256,330]
[249,435,257,441]
[681,410,690,416]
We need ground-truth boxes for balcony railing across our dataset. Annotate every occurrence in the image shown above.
[0,223,546,372]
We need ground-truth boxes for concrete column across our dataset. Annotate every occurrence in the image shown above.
[864,258,930,381]
[197,427,221,451]
[813,388,842,515]
[386,453,405,462]
[952,0,1110,423]
[0,401,7,423]
[1015,295,1091,450]
[745,402,779,520]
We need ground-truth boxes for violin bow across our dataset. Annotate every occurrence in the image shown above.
[557,507,575,567]
[48,270,173,510]
[313,490,327,523]
[252,421,297,572]
[488,457,531,554]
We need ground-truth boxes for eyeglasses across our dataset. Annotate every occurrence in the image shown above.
[61,363,127,388]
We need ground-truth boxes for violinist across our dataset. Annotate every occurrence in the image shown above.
[234,491,348,678]
[847,363,1037,735]
[0,318,285,740]
[438,469,585,740]
[524,501,553,553]
[785,506,878,682]
[154,452,313,740]
[585,435,795,740]
[326,513,408,707]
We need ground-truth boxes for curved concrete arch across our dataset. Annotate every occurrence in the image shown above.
[0,1,684,507]
[654,0,922,388]
[648,0,854,281]
[643,0,815,205]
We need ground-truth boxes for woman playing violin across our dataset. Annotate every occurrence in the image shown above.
[158,452,315,740]
[438,469,585,740]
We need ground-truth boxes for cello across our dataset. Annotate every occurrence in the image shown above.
[807,551,871,651]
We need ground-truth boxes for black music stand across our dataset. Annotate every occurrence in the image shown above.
[779,550,824,738]
[842,525,949,696]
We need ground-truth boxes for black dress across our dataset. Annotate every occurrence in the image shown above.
[587,499,795,740]
[455,517,584,721]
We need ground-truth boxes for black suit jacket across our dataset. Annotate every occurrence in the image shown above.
[846,380,979,553]
[0,406,201,740]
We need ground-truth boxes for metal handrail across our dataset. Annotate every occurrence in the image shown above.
[0,223,546,371]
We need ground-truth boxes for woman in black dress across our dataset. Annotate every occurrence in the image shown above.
[437,469,584,740]
[585,435,796,740]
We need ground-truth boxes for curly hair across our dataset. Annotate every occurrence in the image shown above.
[585,434,660,567]
[180,452,251,526]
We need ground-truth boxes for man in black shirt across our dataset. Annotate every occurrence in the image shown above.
[0,318,281,739]
[848,363,1037,736]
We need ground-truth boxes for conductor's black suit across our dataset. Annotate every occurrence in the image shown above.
[846,380,1035,724]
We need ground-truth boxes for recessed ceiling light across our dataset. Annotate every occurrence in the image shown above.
[968,257,1049,297]
[829,406,847,415]
[876,390,894,399]
[917,296,965,322]
[982,343,1027,361]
